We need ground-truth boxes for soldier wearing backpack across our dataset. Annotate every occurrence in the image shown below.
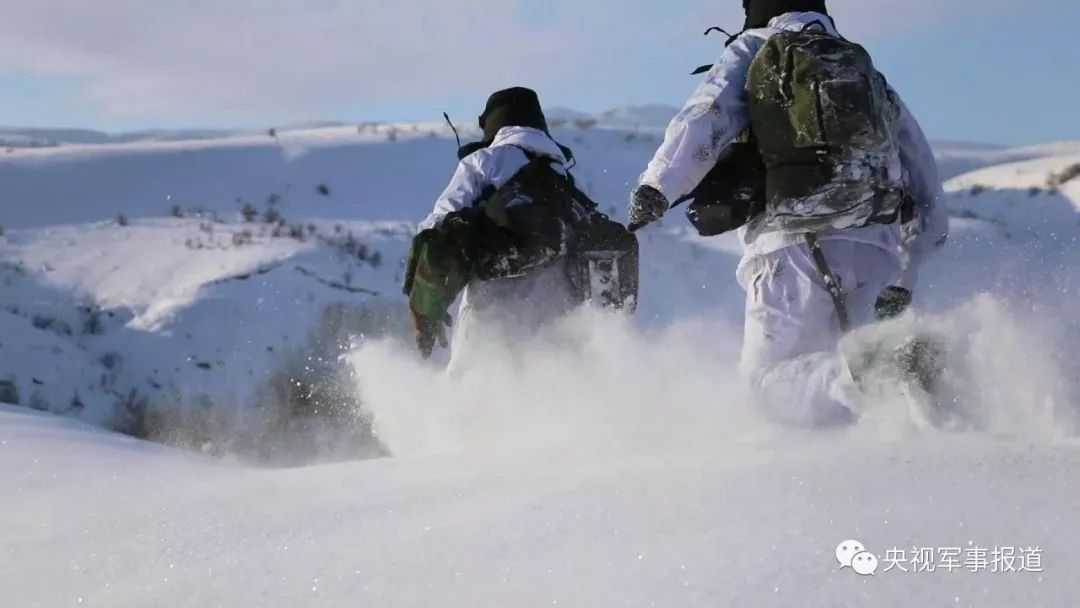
[406,87,637,370]
[628,0,948,426]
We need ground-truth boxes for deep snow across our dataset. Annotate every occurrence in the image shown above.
[3,398,1077,608]
[3,122,1080,606]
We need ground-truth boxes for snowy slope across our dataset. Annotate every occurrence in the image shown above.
[933,140,1080,181]
[3,124,1080,605]
[0,216,410,459]
[0,123,1075,441]
[3,400,1077,608]
[0,121,707,454]
[927,150,1080,311]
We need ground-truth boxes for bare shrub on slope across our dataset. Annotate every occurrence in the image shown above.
[1048,163,1080,188]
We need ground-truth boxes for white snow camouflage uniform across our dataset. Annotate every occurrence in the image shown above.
[420,126,579,372]
[639,11,948,426]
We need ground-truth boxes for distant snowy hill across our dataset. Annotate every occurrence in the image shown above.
[546,106,593,122]
[0,126,244,148]
[3,120,1080,606]
[932,140,1080,181]
[596,104,680,129]
[547,104,679,130]
[0,126,115,147]
[0,123,359,149]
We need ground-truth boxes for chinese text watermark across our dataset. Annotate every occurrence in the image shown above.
[837,540,1043,577]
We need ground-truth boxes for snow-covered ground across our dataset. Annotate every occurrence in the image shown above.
[3,121,1080,606]
[3,401,1077,608]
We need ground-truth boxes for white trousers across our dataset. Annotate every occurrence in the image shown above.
[739,240,901,427]
[447,261,579,375]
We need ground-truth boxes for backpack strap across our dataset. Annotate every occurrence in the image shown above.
[508,144,577,188]
[800,16,850,42]
[692,26,744,74]
[799,20,830,33]
[805,233,851,333]
[506,145,601,217]
[508,144,561,166]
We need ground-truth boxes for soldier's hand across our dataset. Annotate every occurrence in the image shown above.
[410,308,450,359]
[627,185,669,232]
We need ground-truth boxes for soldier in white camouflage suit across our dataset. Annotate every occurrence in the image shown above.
[629,0,948,426]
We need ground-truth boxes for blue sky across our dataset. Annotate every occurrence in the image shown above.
[869,4,1080,146]
[0,1,1075,146]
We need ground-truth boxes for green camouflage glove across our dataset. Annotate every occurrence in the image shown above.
[402,218,474,357]
[409,307,450,359]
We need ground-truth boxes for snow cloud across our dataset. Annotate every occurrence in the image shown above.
[0,0,1038,123]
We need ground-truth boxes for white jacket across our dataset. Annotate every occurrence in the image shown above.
[419,126,570,231]
[419,125,579,372]
[640,11,947,290]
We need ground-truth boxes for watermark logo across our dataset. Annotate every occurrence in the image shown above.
[836,540,1043,577]
[852,551,879,576]
[836,540,877,576]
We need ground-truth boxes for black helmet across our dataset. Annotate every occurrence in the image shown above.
[743,0,828,29]
[455,87,573,162]
[478,87,550,144]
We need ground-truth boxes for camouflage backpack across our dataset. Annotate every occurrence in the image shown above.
[475,150,639,311]
[404,149,639,319]
[746,22,904,232]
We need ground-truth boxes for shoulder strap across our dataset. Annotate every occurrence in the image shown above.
[800,20,830,33]
[691,25,744,75]
[507,144,577,188]
[506,145,600,215]
[799,17,850,42]
[805,234,851,333]
[508,144,559,166]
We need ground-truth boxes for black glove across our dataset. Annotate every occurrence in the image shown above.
[627,185,669,232]
[410,308,450,359]
[875,286,913,321]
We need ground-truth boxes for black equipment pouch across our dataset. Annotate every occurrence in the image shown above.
[566,212,639,312]
[681,139,766,237]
